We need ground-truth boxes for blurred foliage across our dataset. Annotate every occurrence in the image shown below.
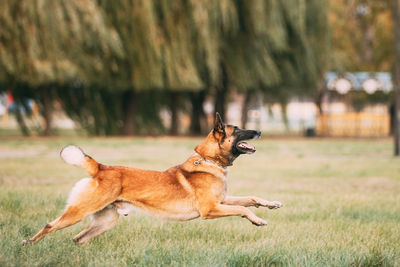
[327,0,394,122]
[58,85,167,135]
[0,0,333,135]
[330,0,393,72]
[0,0,123,86]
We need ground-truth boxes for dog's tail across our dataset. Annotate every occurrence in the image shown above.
[60,145,99,176]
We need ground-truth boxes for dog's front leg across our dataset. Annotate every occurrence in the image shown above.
[222,196,282,209]
[200,204,267,226]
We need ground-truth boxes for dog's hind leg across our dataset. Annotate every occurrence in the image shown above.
[22,177,120,244]
[22,205,96,244]
[73,205,119,244]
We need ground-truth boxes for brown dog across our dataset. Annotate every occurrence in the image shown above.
[23,113,282,245]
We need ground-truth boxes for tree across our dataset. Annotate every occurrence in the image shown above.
[330,0,393,72]
[0,0,123,135]
[0,0,332,136]
[217,0,330,127]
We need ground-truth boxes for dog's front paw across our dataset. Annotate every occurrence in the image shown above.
[251,217,268,226]
[257,199,283,209]
[247,214,268,226]
[22,239,33,245]
[266,201,283,209]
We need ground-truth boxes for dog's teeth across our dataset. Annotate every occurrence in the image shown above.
[239,142,255,150]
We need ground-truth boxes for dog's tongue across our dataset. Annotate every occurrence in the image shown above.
[239,142,255,150]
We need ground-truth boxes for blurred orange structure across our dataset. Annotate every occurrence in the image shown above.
[318,72,392,137]
[315,113,390,137]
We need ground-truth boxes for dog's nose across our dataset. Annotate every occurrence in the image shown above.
[256,130,261,136]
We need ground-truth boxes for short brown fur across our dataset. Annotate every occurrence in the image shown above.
[23,113,282,245]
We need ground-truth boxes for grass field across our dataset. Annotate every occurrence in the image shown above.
[0,136,399,266]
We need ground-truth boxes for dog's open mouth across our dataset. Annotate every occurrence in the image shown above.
[236,141,256,154]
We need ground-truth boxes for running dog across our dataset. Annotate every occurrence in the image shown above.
[23,113,282,244]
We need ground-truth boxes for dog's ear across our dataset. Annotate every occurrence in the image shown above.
[213,112,225,135]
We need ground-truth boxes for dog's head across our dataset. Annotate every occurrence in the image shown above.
[195,113,261,167]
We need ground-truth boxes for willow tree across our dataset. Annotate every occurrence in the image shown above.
[208,0,330,128]
[183,0,233,132]
[306,0,331,114]
[157,1,207,135]
[185,0,327,126]
[95,0,207,135]
[0,0,123,135]
[97,0,329,134]
[252,0,330,128]
[220,0,283,125]
[95,0,162,135]
[51,0,207,136]
[0,0,330,136]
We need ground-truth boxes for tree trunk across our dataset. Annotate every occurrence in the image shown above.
[241,89,254,128]
[189,90,206,135]
[393,0,400,155]
[315,92,324,115]
[279,98,290,132]
[121,90,137,135]
[314,79,325,115]
[214,63,229,121]
[170,91,179,135]
[15,101,30,136]
[37,86,53,136]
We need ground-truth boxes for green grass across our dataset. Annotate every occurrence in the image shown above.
[1,136,400,266]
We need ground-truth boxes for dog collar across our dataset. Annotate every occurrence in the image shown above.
[193,152,227,169]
